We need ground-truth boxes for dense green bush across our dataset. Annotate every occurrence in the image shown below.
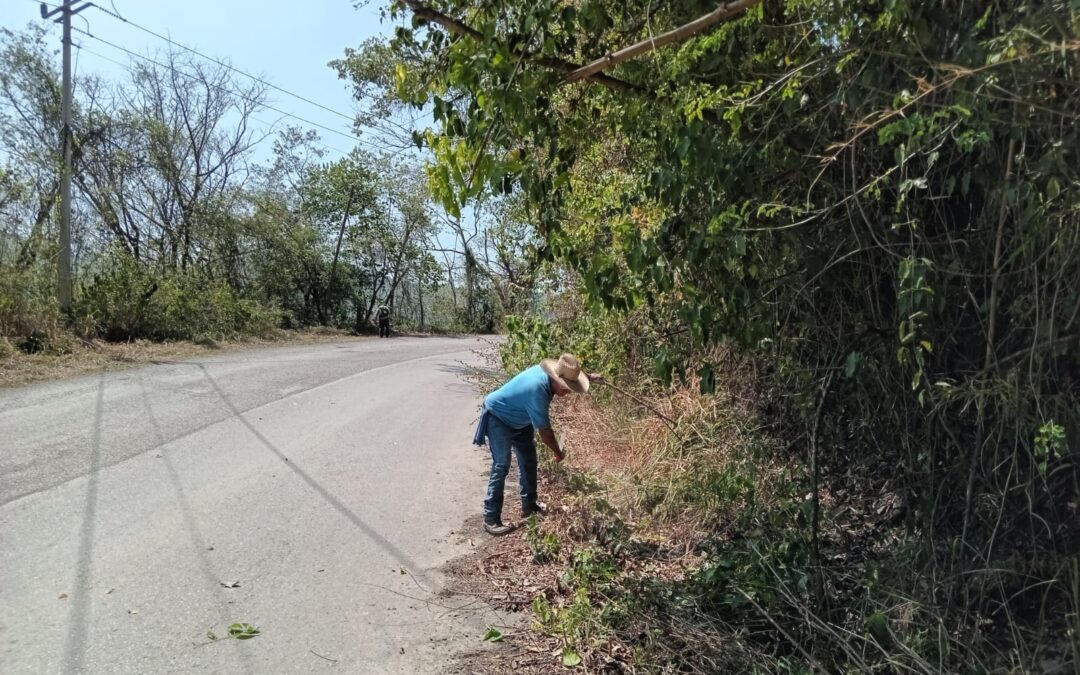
[0,264,61,340]
[75,251,281,342]
[500,307,634,378]
[421,0,1080,669]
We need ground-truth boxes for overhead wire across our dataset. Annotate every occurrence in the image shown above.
[28,0,411,157]
[72,41,355,156]
[18,0,422,170]
[88,2,359,125]
[69,25,398,154]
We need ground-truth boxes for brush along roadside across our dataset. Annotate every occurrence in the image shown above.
[449,372,989,674]
[449,382,786,673]
[0,327,362,389]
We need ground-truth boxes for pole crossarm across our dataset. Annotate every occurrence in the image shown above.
[40,2,92,21]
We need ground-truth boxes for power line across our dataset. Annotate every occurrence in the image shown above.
[28,0,415,158]
[29,0,414,157]
[89,2,358,125]
[70,25,391,152]
[72,42,353,156]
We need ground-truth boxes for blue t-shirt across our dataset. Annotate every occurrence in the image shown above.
[484,364,553,429]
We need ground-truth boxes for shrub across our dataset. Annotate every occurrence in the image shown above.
[0,263,61,340]
[525,514,561,564]
[76,251,282,341]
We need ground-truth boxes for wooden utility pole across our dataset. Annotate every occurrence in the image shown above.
[40,1,91,315]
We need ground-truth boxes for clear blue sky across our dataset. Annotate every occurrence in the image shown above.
[0,0,398,159]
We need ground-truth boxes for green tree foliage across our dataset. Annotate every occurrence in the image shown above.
[0,26,475,342]
[381,0,1079,669]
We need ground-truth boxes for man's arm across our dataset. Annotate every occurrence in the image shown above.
[537,428,564,462]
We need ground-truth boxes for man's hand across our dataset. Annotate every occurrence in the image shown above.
[538,428,564,462]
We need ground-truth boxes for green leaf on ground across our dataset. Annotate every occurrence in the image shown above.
[228,622,260,640]
[562,648,582,667]
[482,627,504,642]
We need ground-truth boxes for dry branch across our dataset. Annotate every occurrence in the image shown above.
[400,0,646,94]
[562,0,762,84]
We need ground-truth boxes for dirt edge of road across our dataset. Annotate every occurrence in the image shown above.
[444,471,576,675]
[0,329,476,389]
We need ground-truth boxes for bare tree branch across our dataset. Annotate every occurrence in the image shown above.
[562,0,761,85]
[400,0,647,95]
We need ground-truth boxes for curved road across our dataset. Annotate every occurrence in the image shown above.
[0,337,501,674]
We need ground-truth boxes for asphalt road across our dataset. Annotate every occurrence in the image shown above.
[0,336,504,674]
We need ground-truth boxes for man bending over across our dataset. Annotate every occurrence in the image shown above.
[472,353,599,535]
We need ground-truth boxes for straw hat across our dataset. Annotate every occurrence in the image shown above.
[540,353,590,394]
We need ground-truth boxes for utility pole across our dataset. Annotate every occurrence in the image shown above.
[40,1,90,315]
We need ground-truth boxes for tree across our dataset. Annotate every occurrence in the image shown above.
[366,0,1080,669]
[120,49,268,270]
[301,151,382,324]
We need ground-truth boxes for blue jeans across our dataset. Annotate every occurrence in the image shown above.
[482,413,538,523]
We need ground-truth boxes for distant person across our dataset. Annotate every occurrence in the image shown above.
[472,354,600,535]
[376,304,391,338]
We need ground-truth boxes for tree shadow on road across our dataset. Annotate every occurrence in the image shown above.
[62,372,105,675]
[194,364,429,579]
[135,374,256,673]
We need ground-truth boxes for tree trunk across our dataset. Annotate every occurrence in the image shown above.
[17,181,59,268]
[382,220,415,312]
[418,277,425,331]
[327,188,355,296]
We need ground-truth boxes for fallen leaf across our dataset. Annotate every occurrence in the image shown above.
[58,593,68,600]
[562,648,582,667]
[228,622,260,640]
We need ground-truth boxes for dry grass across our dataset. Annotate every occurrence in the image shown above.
[446,346,918,674]
[451,342,1078,673]
[0,327,363,389]
[552,352,790,545]
[446,353,787,674]
[445,465,705,674]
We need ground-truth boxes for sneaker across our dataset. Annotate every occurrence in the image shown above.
[484,520,513,536]
[521,501,547,518]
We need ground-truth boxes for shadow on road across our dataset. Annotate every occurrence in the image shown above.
[434,362,503,383]
[62,373,104,674]
[195,364,427,577]
[135,375,255,674]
